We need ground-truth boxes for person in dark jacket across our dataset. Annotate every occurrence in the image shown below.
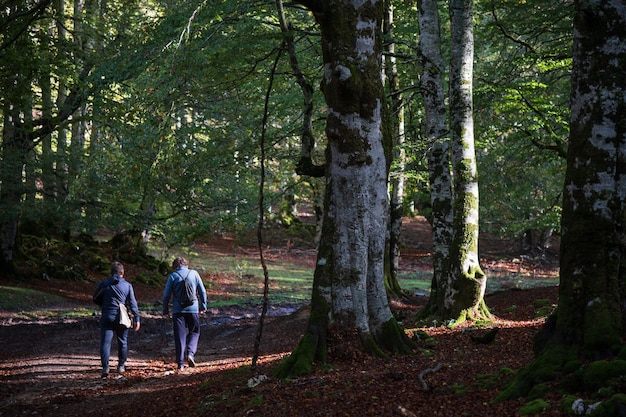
[162,256,207,370]
[93,261,140,378]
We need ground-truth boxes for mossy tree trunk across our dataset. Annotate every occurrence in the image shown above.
[444,0,490,323]
[552,0,626,356]
[275,0,414,378]
[498,0,626,401]
[417,0,489,323]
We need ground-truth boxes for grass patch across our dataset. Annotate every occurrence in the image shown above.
[0,286,94,319]
[0,286,66,311]
[154,244,555,309]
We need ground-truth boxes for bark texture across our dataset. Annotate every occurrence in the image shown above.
[276,0,414,377]
[417,0,453,319]
[498,0,626,401]
[553,0,626,355]
[445,0,489,323]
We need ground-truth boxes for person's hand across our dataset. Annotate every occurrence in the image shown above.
[134,322,141,331]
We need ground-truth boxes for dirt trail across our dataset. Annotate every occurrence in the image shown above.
[0,217,560,416]
[0,308,306,417]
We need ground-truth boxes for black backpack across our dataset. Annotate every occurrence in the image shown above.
[179,272,197,307]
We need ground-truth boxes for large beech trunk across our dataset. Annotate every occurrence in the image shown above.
[275,0,413,378]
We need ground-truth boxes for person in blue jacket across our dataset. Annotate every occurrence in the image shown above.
[93,261,141,378]
[162,256,207,370]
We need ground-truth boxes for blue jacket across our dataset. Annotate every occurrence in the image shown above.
[93,275,140,323]
[162,266,207,315]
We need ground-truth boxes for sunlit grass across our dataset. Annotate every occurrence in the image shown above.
[0,286,65,310]
[2,242,559,318]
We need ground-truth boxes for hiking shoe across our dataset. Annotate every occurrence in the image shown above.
[101,368,109,378]
[177,364,184,371]
[117,365,126,373]
[187,356,195,367]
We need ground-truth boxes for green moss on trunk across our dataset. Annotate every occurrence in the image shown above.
[377,317,416,354]
[496,345,577,401]
[273,333,320,378]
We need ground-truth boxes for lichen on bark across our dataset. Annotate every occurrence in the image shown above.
[276,0,415,379]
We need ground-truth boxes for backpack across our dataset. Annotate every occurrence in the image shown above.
[179,272,197,307]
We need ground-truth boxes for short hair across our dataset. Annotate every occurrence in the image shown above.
[172,256,188,270]
[111,261,124,276]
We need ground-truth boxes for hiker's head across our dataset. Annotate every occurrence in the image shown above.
[172,257,188,270]
[110,261,124,276]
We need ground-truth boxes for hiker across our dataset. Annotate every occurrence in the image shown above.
[162,256,207,370]
[93,261,141,378]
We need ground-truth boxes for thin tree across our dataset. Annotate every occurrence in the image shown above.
[416,0,489,323]
[416,0,453,319]
[384,1,408,298]
[445,0,490,323]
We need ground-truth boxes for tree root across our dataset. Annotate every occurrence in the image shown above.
[418,363,443,391]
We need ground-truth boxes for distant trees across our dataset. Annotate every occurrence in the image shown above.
[1,0,574,274]
[0,0,99,269]
[0,1,319,273]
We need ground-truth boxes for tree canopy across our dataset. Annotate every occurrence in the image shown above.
[1,0,572,264]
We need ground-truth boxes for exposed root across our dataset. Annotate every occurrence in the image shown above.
[418,363,443,391]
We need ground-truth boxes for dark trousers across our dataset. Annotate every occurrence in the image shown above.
[172,312,200,366]
[100,319,129,370]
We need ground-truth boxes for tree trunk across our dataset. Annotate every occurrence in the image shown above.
[416,0,453,319]
[445,0,489,323]
[0,19,35,271]
[548,0,626,354]
[384,2,407,299]
[276,0,413,378]
[498,0,626,401]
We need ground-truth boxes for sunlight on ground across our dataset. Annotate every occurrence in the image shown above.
[408,316,547,337]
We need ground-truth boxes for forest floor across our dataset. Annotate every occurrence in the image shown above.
[0,217,566,417]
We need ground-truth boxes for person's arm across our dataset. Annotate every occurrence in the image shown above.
[162,276,173,315]
[93,281,106,306]
[196,272,207,311]
[128,284,140,330]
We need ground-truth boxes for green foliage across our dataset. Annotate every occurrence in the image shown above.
[1,0,576,268]
[473,0,572,239]
[17,235,109,281]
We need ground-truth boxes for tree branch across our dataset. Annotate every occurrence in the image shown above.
[27,64,94,142]
[0,0,52,51]
[276,0,326,177]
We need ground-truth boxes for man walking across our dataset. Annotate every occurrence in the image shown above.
[93,261,140,378]
[162,257,207,370]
